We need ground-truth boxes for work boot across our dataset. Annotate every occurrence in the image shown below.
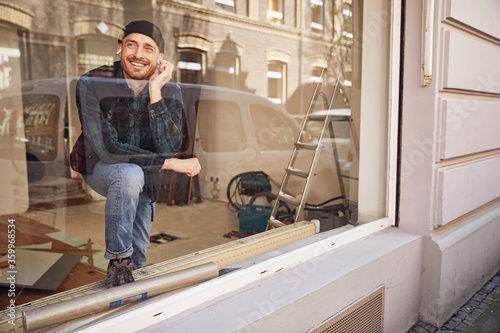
[106,258,135,288]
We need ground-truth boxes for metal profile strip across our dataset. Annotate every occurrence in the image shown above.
[22,262,219,332]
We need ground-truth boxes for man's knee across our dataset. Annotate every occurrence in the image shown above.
[111,164,145,194]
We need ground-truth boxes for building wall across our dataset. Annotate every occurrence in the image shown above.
[399,0,500,327]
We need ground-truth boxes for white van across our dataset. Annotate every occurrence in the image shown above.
[1,79,302,207]
[1,78,351,224]
[183,84,300,203]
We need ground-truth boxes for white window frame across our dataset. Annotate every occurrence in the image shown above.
[215,0,235,6]
[177,61,202,71]
[177,48,205,84]
[267,0,284,23]
[267,10,283,21]
[310,0,324,31]
[215,0,236,12]
[77,0,402,330]
[267,61,286,105]
[343,2,354,43]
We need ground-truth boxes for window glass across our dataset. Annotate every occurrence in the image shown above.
[0,26,22,89]
[311,0,324,31]
[0,25,23,160]
[215,0,236,13]
[77,38,115,75]
[0,24,29,218]
[197,99,246,153]
[178,50,204,84]
[0,0,393,311]
[268,61,285,105]
[215,52,238,89]
[23,94,60,162]
[343,2,354,43]
[250,104,297,151]
[0,95,25,159]
[268,0,284,23]
[311,66,324,84]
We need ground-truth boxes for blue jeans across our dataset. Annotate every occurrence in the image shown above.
[82,161,154,269]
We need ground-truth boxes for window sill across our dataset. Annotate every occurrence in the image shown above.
[76,218,393,332]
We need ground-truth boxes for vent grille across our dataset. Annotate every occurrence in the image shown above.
[310,286,385,333]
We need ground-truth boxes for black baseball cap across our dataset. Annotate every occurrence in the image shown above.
[119,20,164,53]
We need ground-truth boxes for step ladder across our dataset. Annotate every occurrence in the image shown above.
[267,50,352,230]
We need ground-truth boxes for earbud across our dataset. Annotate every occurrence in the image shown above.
[157,58,160,65]
[116,49,121,55]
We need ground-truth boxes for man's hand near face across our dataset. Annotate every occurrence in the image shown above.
[149,58,175,104]
[150,59,201,178]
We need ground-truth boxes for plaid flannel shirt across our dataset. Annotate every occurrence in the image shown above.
[70,61,183,176]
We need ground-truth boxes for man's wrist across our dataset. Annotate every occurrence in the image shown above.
[162,158,176,170]
[149,83,163,104]
[148,98,166,115]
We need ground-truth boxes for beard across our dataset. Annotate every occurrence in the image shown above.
[121,57,155,80]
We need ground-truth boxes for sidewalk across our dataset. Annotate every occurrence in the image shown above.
[409,271,500,333]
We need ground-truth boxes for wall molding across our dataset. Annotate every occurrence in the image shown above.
[0,2,33,30]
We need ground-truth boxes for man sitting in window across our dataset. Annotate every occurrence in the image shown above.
[70,20,201,287]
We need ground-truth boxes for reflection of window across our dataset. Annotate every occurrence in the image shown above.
[197,99,246,153]
[250,104,297,151]
[343,2,353,43]
[5,0,402,314]
[77,38,115,75]
[215,52,239,89]
[22,94,60,161]
[215,0,236,13]
[302,115,351,144]
[311,66,327,110]
[0,96,23,154]
[310,0,324,31]
[267,0,283,23]
[267,61,286,105]
[311,66,324,84]
[0,27,22,90]
[178,49,204,84]
[342,70,352,107]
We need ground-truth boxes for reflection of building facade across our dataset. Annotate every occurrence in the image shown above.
[0,0,351,115]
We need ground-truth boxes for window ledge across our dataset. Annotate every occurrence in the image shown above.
[75,218,393,332]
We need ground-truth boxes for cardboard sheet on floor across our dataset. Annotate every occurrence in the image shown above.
[0,249,81,290]
[46,231,88,248]
[79,243,108,271]
[19,242,53,250]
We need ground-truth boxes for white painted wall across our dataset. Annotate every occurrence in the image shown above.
[400,0,500,327]
[420,200,500,326]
